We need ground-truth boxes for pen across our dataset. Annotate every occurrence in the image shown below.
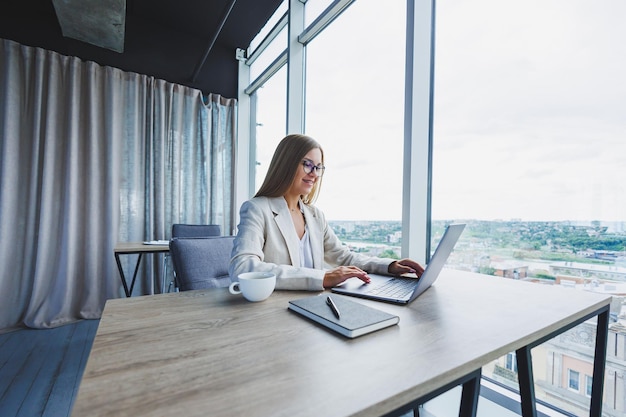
[326,296,341,319]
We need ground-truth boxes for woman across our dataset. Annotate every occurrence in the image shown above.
[229,134,424,290]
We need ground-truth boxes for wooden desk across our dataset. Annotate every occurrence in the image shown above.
[114,242,169,297]
[73,270,610,417]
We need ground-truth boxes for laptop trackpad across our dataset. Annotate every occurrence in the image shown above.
[335,274,391,293]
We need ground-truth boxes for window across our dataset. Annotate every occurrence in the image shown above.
[433,0,626,226]
[505,352,517,373]
[585,374,593,397]
[432,0,626,264]
[433,0,625,412]
[568,369,580,392]
[306,0,406,223]
[254,66,288,190]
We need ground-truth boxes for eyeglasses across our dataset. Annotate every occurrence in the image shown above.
[302,159,325,177]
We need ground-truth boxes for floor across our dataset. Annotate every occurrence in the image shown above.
[0,320,99,417]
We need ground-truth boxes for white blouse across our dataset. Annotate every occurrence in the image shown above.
[299,226,314,268]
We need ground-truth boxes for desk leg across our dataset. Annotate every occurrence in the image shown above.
[115,253,131,297]
[128,253,143,297]
[398,368,482,417]
[115,253,143,297]
[590,308,609,417]
[516,346,537,417]
[459,368,481,417]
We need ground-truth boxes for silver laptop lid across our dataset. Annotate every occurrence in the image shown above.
[405,223,466,302]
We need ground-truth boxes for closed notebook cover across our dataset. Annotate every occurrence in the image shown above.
[288,295,399,338]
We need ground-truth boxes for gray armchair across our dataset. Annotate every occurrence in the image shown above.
[169,236,235,291]
[163,224,222,292]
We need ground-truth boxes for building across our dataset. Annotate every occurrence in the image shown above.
[552,262,626,283]
[540,309,626,416]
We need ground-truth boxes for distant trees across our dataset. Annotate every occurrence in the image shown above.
[334,220,626,264]
[379,249,400,260]
[567,236,625,251]
[479,266,496,275]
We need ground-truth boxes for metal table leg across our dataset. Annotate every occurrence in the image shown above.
[115,252,143,297]
[590,308,609,417]
[516,346,537,417]
[459,369,481,417]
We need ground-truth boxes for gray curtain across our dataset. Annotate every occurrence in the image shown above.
[0,39,236,331]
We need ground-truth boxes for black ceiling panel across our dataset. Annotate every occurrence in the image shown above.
[0,0,284,97]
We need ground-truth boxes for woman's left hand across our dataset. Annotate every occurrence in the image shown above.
[388,259,425,277]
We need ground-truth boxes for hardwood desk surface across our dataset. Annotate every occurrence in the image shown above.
[114,242,170,254]
[73,270,611,417]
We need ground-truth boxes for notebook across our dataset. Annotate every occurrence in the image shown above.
[331,223,465,305]
[143,240,169,245]
[288,295,399,338]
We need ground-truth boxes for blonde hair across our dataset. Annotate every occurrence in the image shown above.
[255,134,324,205]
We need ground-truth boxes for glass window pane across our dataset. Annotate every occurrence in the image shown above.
[255,65,287,191]
[306,0,406,226]
[585,375,593,397]
[568,369,580,391]
[433,0,626,224]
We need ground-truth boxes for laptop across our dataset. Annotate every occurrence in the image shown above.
[331,223,465,305]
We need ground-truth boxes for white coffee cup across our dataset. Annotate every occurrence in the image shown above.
[229,272,276,302]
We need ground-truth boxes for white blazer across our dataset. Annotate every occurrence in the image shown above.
[229,196,394,291]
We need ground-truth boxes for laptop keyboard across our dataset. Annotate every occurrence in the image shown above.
[367,278,418,299]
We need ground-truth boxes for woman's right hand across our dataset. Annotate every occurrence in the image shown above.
[323,266,371,288]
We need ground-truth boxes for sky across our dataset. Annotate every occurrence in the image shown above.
[255,0,626,223]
